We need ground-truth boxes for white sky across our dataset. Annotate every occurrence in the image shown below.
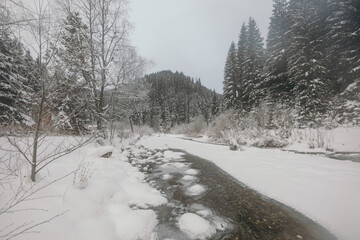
[129,0,273,93]
[14,0,273,93]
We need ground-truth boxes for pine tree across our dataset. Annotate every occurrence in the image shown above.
[0,30,30,125]
[326,0,360,92]
[223,42,238,109]
[236,23,247,110]
[54,12,91,134]
[210,90,219,118]
[287,0,331,126]
[242,18,264,110]
[263,0,291,104]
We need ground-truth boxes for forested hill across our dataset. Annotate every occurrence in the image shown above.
[131,71,220,130]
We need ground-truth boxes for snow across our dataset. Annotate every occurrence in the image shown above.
[86,145,115,157]
[178,213,216,239]
[139,133,360,240]
[185,169,199,175]
[186,184,206,196]
[163,150,185,160]
[196,209,212,217]
[331,127,360,152]
[162,174,173,180]
[182,175,197,181]
[0,137,166,240]
[286,127,360,153]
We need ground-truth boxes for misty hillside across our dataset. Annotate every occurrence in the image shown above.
[129,71,220,130]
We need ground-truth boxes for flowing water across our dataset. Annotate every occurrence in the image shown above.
[126,146,337,240]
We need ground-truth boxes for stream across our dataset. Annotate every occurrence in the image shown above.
[126,145,337,240]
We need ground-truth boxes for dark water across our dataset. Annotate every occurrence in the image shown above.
[327,153,360,163]
[127,146,337,240]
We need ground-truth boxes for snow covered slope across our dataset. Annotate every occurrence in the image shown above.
[0,140,166,240]
[139,134,360,240]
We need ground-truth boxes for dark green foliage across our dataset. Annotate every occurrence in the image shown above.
[141,71,218,130]
[236,24,247,109]
[53,12,91,134]
[0,30,33,125]
[326,0,360,92]
[223,42,238,109]
[242,18,264,110]
[287,0,331,126]
[223,0,360,127]
[263,0,291,104]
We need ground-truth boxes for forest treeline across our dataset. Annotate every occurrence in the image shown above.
[130,71,220,131]
[223,0,360,127]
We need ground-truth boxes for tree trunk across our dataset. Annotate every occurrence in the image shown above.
[31,84,45,182]
[129,116,134,133]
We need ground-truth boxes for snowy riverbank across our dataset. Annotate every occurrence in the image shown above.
[1,132,359,239]
[0,138,165,240]
[139,134,360,240]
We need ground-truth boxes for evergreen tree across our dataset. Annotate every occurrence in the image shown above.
[223,42,237,109]
[0,30,31,125]
[264,0,291,104]
[210,90,220,118]
[326,0,360,92]
[54,12,91,134]
[287,0,331,126]
[236,23,247,109]
[242,17,264,110]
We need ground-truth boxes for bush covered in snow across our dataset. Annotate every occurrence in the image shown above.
[205,109,288,149]
[205,107,347,152]
[112,122,154,141]
[73,161,94,189]
[171,116,208,137]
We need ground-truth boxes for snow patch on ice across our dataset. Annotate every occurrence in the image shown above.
[178,213,215,239]
[185,169,198,175]
[186,184,206,196]
[162,174,172,180]
[196,209,212,217]
[181,175,197,181]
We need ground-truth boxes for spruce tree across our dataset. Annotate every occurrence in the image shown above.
[327,0,360,125]
[223,42,238,109]
[0,31,30,124]
[326,0,360,92]
[264,0,291,104]
[236,23,247,110]
[54,12,91,133]
[287,0,331,126]
[211,90,219,118]
[242,18,264,111]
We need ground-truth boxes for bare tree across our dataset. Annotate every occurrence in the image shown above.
[57,0,147,131]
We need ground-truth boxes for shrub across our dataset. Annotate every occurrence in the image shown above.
[73,161,94,189]
[171,116,207,137]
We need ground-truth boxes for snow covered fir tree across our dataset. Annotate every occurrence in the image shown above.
[223,0,360,127]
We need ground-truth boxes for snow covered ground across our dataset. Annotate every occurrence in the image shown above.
[285,127,360,153]
[1,127,359,239]
[138,133,360,240]
[0,138,166,240]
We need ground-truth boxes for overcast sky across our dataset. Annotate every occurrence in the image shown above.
[129,0,273,93]
[15,0,274,93]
